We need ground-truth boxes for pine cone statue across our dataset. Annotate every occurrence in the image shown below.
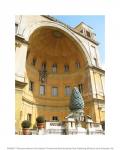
[69,87,84,111]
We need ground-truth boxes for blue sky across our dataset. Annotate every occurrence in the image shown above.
[53,16,105,65]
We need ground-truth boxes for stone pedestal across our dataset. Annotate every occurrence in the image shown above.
[77,126,87,135]
[38,128,45,135]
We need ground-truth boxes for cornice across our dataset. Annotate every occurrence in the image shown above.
[22,96,69,108]
[87,65,105,74]
[15,35,29,45]
[15,80,27,88]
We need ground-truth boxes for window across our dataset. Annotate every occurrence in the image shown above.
[52,87,58,96]
[52,64,57,73]
[64,64,69,72]
[32,58,36,66]
[52,116,58,121]
[78,84,83,94]
[75,62,80,69]
[80,29,83,33]
[29,81,34,91]
[65,86,71,96]
[41,63,46,70]
[27,113,32,123]
[40,85,45,96]
[15,23,18,34]
[86,30,91,38]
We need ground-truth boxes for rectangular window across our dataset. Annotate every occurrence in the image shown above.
[75,62,80,69]
[40,85,45,96]
[80,29,83,33]
[15,23,18,34]
[86,30,91,38]
[29,81,33,91]
[41,63,46,70]
[64,64,69,72]
[52,87,58,96]
[52,116,58,121]
[65,86,71,96]
[78,84,83,94]
[52,64,57,73]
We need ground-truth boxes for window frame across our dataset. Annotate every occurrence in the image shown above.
[86,30,91,38]
[64,64,69,72]
[52,116,58,121]
[52,64,57,73]
[52,87,58,96]
[80,29,83,33]
[41,63,46,70]
[40,85,45,96]
[75,62,80,69]
[65,86,71,96]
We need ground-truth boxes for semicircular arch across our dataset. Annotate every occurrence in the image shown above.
[23,20,92,66]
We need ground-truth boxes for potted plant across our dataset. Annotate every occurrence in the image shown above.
[36,116,45,129]
[21,120,31,135]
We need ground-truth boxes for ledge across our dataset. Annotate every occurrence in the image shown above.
[22,96,69,108]
[15,35,29,45]
[15,80,27,88]
[89,66,105,73]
